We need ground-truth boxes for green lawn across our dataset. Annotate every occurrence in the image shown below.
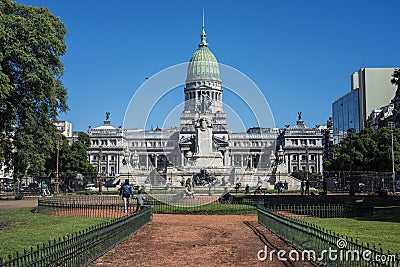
[151,202,257,214]
[0,207,110,260]
[303,206,400,254]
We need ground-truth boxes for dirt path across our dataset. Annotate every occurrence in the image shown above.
[0,199,317,266]
[0,198,38,209]
[91,214,316,267]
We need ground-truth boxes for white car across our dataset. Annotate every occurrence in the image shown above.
[85,183,96,190]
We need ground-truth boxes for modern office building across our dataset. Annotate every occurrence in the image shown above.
[332,88,360,144]
[332,68,397,144]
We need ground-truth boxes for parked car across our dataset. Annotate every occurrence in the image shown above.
[395,180,400,192]
[20,184,40,193]
[2,186,13,192]
[84,183,96,190]
[104,180,119,188]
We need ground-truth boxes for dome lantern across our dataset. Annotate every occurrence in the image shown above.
[186,12,220,83]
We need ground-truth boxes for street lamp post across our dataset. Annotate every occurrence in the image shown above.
[347,128,355,196]
[389,121,396,193]
[305,144,309,182]
[55,136,60,194]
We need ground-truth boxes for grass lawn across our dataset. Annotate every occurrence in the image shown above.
[303,206,400,254]
[0,207,110,260]
[151,202,257,214]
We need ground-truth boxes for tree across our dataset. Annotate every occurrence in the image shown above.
[46,132,97,190]
[0,0,68,177]
[392,68,400,93]
[324,127,400,173]
[391,69,400,127]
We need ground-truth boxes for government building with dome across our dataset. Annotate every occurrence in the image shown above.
[86,24,325,192]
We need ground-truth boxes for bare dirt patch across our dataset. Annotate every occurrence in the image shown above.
[0,198,38,209]
[91,214,316,267]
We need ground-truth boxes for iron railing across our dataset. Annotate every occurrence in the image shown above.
[36,195,258,216]
[258,207,399,266]
[264,203,345,218]
[38,196,137,217]
[144,196,258,214]
[1,206,152,267]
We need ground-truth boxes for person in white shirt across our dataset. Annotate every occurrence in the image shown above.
[136,189,145,213]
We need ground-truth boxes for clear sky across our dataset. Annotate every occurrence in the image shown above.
[16,0,400,132]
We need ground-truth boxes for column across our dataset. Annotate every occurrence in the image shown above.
[318,154,323,173]
[241,154,244,168]
[298,153,301,171]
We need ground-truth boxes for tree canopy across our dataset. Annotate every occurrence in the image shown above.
[46,132,97,188]
[0,0,68,177]
[324,127,400,173]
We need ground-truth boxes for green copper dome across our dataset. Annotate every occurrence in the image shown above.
[186,26,221,83]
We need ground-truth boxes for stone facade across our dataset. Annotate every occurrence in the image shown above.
[86,26,324,191]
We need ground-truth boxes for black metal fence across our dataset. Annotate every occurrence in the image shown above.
[324,171,398,193]
[258,207,400,266]
[0,206,152,267]
[36,195,259,216]
[38,196,138,217]
[265,203,345,218]
[144,196,258,214]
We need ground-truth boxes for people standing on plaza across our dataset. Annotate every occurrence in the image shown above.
[322,180,328,195]
[305,180,310,195]
[119,179,134,213]
[185,184,195,198]
[275,181,284,194]
[136,189,145,213]
[245,184,250,194]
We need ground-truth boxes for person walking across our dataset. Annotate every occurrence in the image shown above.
[136,189,145,213]
[120,179,134,213]
[41,182,49,196]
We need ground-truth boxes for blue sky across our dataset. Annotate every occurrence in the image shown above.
[16,0,400,131]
